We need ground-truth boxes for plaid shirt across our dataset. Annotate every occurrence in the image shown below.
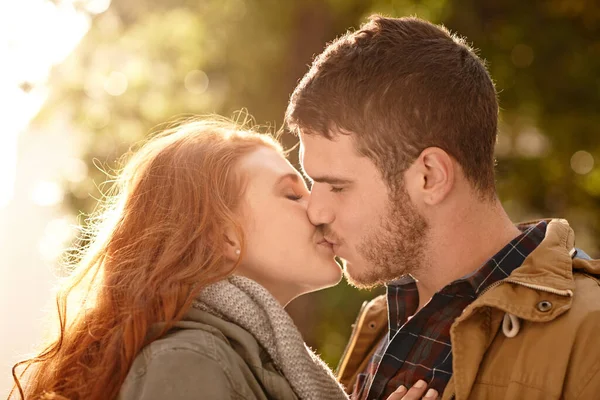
[352,221,548,400]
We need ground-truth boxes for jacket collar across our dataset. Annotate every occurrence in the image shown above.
[458,219,576,325]
[509,218,576,292]
[447,218,591,400]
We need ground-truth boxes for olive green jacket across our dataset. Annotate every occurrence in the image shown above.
[118,307,299,400]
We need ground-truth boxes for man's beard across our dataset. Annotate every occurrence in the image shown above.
[345,185,429,289]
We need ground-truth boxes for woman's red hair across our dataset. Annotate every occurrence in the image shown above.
[10,119,283,400]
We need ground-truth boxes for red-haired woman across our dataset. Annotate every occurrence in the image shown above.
[11,120,348,400]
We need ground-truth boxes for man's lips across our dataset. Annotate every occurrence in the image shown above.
[317,238,335,245]
[317,238,336,252]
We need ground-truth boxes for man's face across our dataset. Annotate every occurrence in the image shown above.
[300,132,429,288]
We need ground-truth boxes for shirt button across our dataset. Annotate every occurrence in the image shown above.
[537,300,552,312]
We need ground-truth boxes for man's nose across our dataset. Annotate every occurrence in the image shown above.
[306,188,334,226]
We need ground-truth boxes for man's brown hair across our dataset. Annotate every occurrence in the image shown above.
[285,15,498,196]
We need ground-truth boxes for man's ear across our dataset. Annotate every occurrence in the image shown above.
[223,225,241,262]
[414,147,455,206]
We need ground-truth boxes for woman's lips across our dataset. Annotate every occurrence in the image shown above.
[317,239,335,253]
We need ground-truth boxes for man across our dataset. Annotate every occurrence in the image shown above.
[285,15,600,400]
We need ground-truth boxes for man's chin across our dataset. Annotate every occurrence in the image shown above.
[342,261,386,290]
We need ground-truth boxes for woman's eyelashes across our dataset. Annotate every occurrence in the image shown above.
[330,186,344,193]
[286,193,303,201]
[285,185,309,201]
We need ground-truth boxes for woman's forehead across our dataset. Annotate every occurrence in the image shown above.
[241,147,299,184]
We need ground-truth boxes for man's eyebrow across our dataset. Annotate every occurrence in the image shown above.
[309,175,353,185]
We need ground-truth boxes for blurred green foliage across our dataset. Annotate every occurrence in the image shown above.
[36,0,600,367]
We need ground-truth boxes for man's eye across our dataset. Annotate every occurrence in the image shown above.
[330,186,344,193]
[286,194,303,201]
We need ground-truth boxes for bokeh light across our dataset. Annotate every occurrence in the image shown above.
[511,44,535,68]
[515,128,550,158]
[30,181,65,207]
[104,71,128,96]
[184,70,210,94]
[39,217,79,262]
[571,150,595,175]
[85,0,112,15]
[62,158,90,184]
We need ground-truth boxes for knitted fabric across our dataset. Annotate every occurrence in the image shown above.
[194,276,348,400]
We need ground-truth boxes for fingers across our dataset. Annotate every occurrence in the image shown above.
[422,388,439,399]
[400,380,428,400]
[385,384,409,400]
[385,380,439,400]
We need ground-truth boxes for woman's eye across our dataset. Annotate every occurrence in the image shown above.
[286,194,303,201]
[330,186,344,193]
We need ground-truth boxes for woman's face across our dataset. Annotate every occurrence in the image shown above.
[235,146,342,304]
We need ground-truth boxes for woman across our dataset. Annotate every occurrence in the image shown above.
[11,119,435,400]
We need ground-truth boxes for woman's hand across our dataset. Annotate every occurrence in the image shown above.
[385,380,439,400]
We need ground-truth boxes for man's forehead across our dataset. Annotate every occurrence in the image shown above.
[299,136,330,173]
[299,135,359,182]
[300,133,354,163]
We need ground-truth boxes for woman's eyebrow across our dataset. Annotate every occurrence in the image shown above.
[274,173,301,186]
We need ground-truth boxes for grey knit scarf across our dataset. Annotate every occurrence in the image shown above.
[193,276,349,400]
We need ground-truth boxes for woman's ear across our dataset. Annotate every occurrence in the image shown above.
[223,225,241,262]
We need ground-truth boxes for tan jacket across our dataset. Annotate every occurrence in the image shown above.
[337,219,600,400]
[118,307,299,400]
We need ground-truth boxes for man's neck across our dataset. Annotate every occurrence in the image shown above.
[412,199,522,311]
